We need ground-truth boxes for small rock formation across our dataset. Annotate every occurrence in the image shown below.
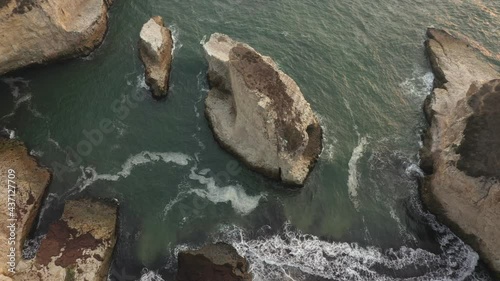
[420,28,500,275]
[0,0,114,75]
[0,139,51,277]
[203,33,323,185]
[176,242,252,281]
[138,16,174,98]
[14,199,118,281]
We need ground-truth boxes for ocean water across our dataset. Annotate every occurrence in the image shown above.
[1,0,499,280]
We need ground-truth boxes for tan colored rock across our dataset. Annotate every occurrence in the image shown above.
[177,242,252,281]
[0,139,51,276]
[203,33,323,185]
[0,0,113,75]
[420,28,500,275]
[14,199,118,281]
[138,16,173,98]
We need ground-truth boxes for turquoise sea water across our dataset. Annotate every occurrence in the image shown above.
[1,0,500,280]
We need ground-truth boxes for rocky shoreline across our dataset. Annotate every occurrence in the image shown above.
[1,0,499,278]
[0,0,114,75]
[420,28,500,276]
[0,139,118,281]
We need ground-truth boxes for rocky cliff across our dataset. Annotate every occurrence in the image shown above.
[420,28,500,275]
[14,199,118,281]
[0,0,113,75]
[203,33,323,185]
[0,138,118,281]
[0,139,51,277]
[177,242,252,281]
[138,16,173,98]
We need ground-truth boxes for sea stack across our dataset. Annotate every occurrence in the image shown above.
[420,28,500,275]
[0,0,113,75]
[176,243,252,281]
[203,33,323,185]
[138,16,174,98]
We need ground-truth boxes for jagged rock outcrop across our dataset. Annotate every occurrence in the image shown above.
[176,242,252,281]
[203,33,322,185]
[0,139,51,277]
[138,16,173,98]
[0,0,113,75]
[420,28,500,275]
[14,199,118,281]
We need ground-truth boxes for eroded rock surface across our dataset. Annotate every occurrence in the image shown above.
[203,33,322,185]
[14,199,118,281]
[177,242,252,281]
[138,16,173,98]
[0,0,113,75]
[0,139,51,277]
[420,28,500,275]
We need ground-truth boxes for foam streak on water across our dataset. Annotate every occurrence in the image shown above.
[348,136,368,210]
[188,165,264,215]
[65,151,191,195]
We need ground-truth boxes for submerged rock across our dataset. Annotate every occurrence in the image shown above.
[176,242,252,281]
[0,0,113,75]
[203,33,323,185]
[420,28,500,275]
[138,16,174,98]
[0,139,51,277]
[15,199,118,281]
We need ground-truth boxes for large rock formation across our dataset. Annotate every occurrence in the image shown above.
[138,16,173,98]
[14,199,118,281]
[203,33,322,185]
[0,139,51,277]
[420,28,500,275]
[0,0,113,75]
[176,242,252,281]
[0,138,118,280]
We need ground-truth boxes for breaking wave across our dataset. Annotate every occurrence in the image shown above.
[217,205,480,281]
[400,69,434,99]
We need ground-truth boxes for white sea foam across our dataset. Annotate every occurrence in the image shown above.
[405,163,424,178]
[315,113,337,162]
[400,69,434,98]
[1,77,46,120]
[215,211,479,281]
[22,234,45,260]
[137,74,149,90]
[347,136,368,210]
[35,193,59,228]
[29,149,44,157]
[170,24,183,56]
[66,151,191,195]
[139,270,165,281]
[188,166,264,215]
[1,127,16,139]
[1,78,31,120]
[200,35,207,45]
